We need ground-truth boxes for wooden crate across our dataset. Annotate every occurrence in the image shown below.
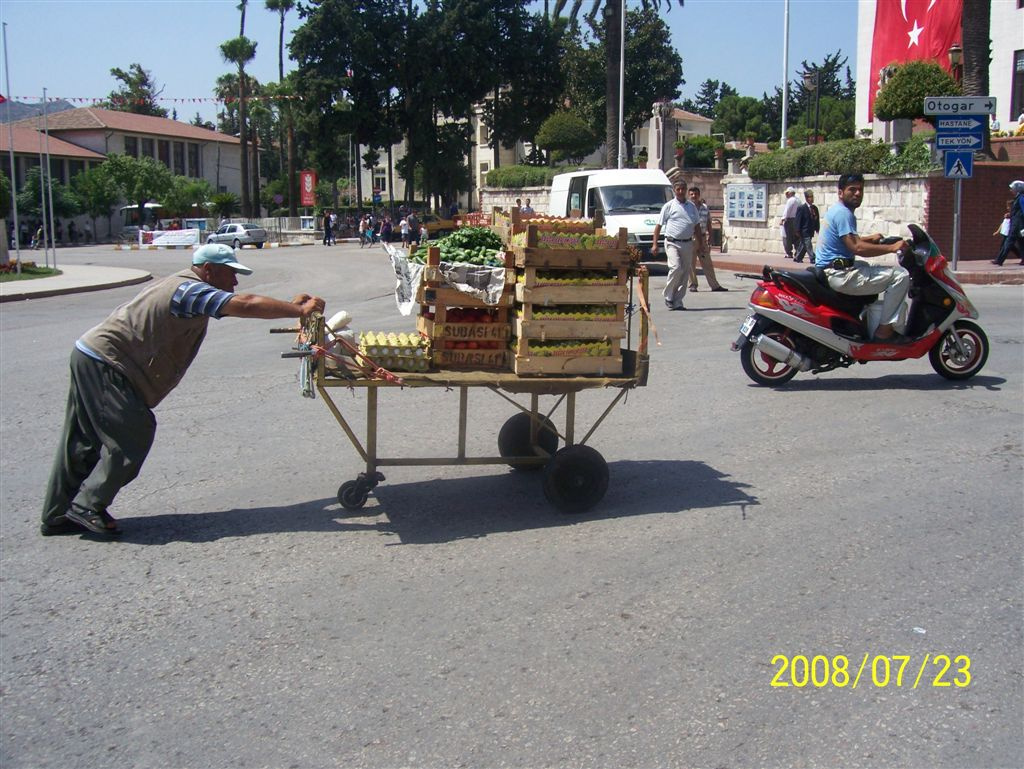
[513,354,623,376]
[433,348,511,371]
[512,247,630,270]
[516,265,628,289]
[513,338,621,357]
[515,318,626,340]
[418,316,512,342]
[417,285,514,308]
[515,283,629,305]
[421,305,510,324]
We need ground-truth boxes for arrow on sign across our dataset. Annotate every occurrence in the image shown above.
[936,135,982,149]
[936,117,984,132]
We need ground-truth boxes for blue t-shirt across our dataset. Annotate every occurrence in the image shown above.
[815,201,857,266]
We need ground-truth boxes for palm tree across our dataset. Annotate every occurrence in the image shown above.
[961,0,992,156]
[551,0,683,168]
[265,0,298,216]
[220,36,258,217]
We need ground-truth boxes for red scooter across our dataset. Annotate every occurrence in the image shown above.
[733,224,989,386]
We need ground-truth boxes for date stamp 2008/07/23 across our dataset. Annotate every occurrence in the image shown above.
[769,653,971,689]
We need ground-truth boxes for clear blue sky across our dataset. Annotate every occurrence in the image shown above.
[0,0,858,124]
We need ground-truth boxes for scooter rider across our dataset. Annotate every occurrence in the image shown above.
[815,173,910,342]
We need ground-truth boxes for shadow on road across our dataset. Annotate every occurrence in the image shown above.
[740,373,1007,392]
[111,459,759,546]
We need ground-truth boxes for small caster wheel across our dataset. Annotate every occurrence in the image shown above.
[338,480,369,511]
[542,445,608,514]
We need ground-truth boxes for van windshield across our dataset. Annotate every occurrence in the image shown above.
[597,184,672,214]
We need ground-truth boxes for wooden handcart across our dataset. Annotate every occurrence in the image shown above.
[279,270,652,514]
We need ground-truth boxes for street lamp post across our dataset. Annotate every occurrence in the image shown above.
[947,43,963,85]
[802,68,821,144]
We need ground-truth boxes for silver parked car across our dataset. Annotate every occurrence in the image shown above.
[206,222,267,249]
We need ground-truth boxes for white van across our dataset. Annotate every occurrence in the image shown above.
[547,168,673,256]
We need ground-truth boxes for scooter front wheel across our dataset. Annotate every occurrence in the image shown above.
[929,320,989,380]
[740,328,800,386]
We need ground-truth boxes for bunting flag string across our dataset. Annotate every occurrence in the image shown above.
[10,94,307,104]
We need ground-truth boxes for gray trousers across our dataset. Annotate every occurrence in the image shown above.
[663,239,694,308]
[42,348,156,524]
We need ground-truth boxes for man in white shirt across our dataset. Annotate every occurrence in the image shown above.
[651,181,704,310]
[780,186,800,258]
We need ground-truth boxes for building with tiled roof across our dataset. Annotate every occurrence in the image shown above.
[4,107,243,241]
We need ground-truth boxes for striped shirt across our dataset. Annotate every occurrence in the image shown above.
[170,280,233,319]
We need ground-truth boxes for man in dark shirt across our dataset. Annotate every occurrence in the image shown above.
[793,190,820,263]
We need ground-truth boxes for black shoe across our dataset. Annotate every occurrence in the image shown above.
[990,259,1003,265]
[64,506,121,538]
[688,286,698,291]
[40,515,84,536]
[711,287,729,292]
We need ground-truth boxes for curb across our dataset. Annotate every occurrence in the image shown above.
[0,271,152,303]
[113,241,318,251]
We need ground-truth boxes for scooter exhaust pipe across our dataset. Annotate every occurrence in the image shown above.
[754,334,812,371]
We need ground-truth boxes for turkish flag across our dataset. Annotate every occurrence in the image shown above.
[868,0,962,119]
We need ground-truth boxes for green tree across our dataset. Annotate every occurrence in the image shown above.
[221,32,258,217]
[559,8,682,163]
[962,0,992,155]
[535,110,599,164]
[874,60,960,124]
[160,176,214,219]
[102,153,174,221]
[189,112,216,131]
[266,0,299,215]
[479,9,567,168]
[101,63,169,117]
[17,166,80,220]
[681,79,736,118]
[71,164,121,238]
[712,95,769,142]
[551,0,685,168]
[211,192,240,219]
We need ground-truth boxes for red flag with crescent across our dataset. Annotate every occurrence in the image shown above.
[868,0,962,120]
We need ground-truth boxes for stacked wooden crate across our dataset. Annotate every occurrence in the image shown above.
[509,221,630,376]
[415,246,514,371]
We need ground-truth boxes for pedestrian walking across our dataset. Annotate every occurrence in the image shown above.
[793,190,820,263]
[40,243,326,538]
[780,186,799,258]
[686,186,727,292]
[650,180,703,311]
[991,181,1024,266]
[322,210,333,246]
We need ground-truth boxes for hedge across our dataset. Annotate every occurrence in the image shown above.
[747,139,892,180]
[484,165,564,188]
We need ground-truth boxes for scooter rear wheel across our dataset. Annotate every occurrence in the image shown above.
[929,320,988,380]
[740,328,800,386]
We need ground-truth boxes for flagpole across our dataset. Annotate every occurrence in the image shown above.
[36,109,49,268]
[2,22,22,272]
[616,0,625,169]
[43,86,57,270]
[780,0,790,147]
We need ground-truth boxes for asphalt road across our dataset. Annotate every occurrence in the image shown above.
[2,244,1022,769]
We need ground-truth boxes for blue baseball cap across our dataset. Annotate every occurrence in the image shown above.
[192,243,253,275]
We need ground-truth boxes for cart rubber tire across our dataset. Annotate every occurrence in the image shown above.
[542,445,609,514]
[338,480,368,511]
[928,320,988,380]
[498,412,558,471]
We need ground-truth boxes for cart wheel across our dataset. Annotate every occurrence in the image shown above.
[338,480,368,511]
[542,445,608,514]
[498,412,558,471]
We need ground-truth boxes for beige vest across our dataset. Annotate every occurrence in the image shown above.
[78,269,214,407]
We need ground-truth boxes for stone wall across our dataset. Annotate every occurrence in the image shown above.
[478,186,550,215]
[721,174,929,256]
